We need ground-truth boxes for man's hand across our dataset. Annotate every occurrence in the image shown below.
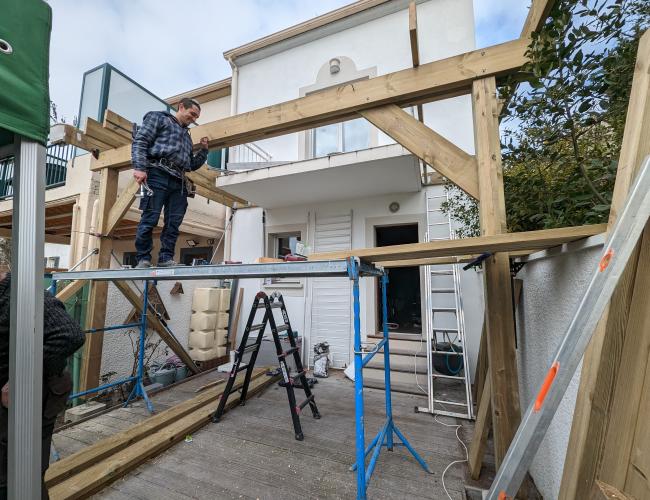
[200,137,209,151]
[133,170,147,184]
[1,383,8,408]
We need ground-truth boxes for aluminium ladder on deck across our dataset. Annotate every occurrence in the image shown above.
[487,156,650,499]
[417,191,474,419]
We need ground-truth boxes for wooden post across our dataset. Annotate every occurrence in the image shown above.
[79,168,118,391]
[560,31,650,500]
[472,76,522,466]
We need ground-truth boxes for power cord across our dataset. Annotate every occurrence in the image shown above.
[434,406,469,500]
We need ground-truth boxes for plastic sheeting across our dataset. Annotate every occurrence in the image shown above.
[0,0,52,146]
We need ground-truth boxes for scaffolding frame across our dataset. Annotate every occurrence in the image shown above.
[52,257,429,500]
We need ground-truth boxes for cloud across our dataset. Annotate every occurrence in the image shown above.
[473,0,530,47]
[46,0,526,123]
[46,0,351,122]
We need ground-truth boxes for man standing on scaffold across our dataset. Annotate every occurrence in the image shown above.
[131,97,210,268]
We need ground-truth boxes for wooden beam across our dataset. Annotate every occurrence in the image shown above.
[90,38,531,170]
[79,168,118,391]
[308,223,605,263]
[45,368,266,488]
[112,280,199,374]
[590,480,633,500]
[520,0,556,38]
[49,123,110,153]
[408,1,419,67]
[102,109,133,141]
[359,104,480,199]
[187,167,247,206]
[105,179,139,236]
[473,76,521,467]
[84,117,129,149]
[55,279,87,303]
[560,30,650,500]
[468,377,492,480]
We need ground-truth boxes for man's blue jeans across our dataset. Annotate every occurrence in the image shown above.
[135,167,188,264]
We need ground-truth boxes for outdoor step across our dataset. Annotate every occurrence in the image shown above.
[362,366,429,388]
[367,332,423,341]
[365,353,428,373]
[362,371,428,397]
[364,338,426,353]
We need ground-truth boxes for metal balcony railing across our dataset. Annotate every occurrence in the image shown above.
[0,142,74,200]
[228,142,272,165]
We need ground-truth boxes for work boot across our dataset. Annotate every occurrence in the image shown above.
[135,260,151,269]
[158,259,183,267]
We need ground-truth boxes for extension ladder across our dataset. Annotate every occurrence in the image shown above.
[212,291,321,440]
[416,191,474,419]
[488,156,650,499]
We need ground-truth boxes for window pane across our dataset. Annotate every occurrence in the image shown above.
[314,124,339,157]
[107,70,169,125]
[343,118,369,152]
[276,234,301,258]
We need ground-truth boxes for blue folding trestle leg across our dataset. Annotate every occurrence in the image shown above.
[123,279,154,413]
[52,278,155,413]
[347,258,431,500]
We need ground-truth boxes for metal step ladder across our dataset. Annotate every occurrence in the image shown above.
[416,191,474,419]
[212,290,321,440]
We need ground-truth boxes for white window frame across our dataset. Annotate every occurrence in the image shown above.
[264,225,306,288]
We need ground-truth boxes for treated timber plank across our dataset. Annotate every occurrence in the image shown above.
[55,279,87,303]
[186,166,247,205]
[408,1,419,68]
[308,223,605,263]
[49,123,111,153]
[520,0,556,38]
[102,110,133,141]
[590,480,633,500]
[468,377,491,480]
[45,369,263,488]
[473,76,521,467]
[80,168,118,391]
[90,38,531,170]
[359,104,480,199]
[105,179,139,236]
[599,229,650,489]
[561,31,650,500]
[112,280,199,374]
[85,118,130,149]
[48,372,280,499]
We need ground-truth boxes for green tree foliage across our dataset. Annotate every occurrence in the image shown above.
[443,0,650,237]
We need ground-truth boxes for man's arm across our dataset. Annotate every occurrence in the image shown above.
[189,136,209,171]
[131,112,161,183]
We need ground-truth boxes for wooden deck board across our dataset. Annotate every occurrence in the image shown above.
[60,371,476,499]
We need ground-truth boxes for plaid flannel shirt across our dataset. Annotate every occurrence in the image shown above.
[131,111,207,179]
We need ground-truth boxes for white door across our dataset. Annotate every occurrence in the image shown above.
[309,212,352,368]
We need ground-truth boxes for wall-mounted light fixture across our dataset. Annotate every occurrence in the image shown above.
[186,239,197,247]
[329,57,341,75]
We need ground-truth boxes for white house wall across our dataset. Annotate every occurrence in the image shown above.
[233,0,475,162]
[515,238,604,499]
[229,186,485,378]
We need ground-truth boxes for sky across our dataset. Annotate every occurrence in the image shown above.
[46,0,531,123]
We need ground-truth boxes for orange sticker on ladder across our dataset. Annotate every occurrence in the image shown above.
[599,249,614,272]
[498,492,509,500]
[534,361,559,412]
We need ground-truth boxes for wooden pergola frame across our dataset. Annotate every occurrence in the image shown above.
[50,2,650,497]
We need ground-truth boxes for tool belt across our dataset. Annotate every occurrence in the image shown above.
[149,158,196,198]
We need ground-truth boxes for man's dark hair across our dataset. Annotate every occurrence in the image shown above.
[179,97,201,111]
